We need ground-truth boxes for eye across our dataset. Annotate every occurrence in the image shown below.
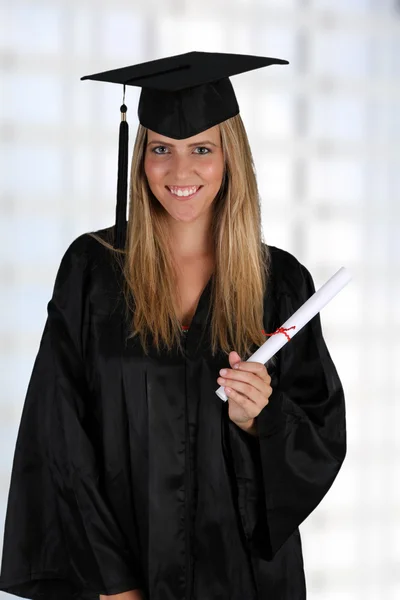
[152,146,169,154]
[193,147,211,154]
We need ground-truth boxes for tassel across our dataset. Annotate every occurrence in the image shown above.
[114,101,129,249]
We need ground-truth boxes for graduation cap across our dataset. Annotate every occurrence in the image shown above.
[81,51,289,249]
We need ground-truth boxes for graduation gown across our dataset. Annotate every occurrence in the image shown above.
[0,226,347,600]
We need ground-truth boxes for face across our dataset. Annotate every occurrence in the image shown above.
[144,125,224,224]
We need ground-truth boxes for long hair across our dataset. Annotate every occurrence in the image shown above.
[89,113,271,359]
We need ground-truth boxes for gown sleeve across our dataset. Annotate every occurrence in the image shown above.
[0,235,144,599]
[226,250,347,561]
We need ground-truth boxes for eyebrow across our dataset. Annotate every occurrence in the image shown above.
[147,140,218,147]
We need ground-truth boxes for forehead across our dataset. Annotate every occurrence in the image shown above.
[147,124,220,144]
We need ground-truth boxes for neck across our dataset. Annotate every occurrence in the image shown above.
[167,217,214,260]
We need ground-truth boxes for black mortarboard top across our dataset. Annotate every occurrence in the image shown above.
[81,51,289,249]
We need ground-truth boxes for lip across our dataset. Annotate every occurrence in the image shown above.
[166,185,203,200]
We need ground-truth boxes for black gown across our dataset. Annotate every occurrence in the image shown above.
[0,226,347,600]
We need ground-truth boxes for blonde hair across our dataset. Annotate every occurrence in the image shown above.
[89,113,271,359]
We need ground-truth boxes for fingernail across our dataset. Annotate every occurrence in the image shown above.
[233,364,240,369]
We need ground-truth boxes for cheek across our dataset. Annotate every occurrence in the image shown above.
[144,156,166,184]
[201,158,224,184]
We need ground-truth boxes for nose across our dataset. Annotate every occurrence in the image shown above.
[168,153,197,181]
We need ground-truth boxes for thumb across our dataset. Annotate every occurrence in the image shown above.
[229,351,241,368]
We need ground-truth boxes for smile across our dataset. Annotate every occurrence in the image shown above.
[166,185,203,200]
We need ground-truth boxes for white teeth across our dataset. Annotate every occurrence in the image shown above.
[168,186,199,197]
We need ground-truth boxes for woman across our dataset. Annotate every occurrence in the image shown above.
[0,52,347,600]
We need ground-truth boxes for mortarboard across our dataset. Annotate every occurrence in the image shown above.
[81,51,289,249]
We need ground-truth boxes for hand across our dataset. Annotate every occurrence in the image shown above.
[217,351,273,430]
[100,589,145,600]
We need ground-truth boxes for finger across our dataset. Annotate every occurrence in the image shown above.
[225,379,271,408]
[226,388,260,419]
[233,361,271,384]
[219,370,270,397]
[229,351,241,369]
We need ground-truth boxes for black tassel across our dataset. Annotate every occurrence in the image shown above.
[114,103,128,249]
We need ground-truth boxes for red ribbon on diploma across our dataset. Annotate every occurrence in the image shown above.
[262,325,296,341]
[181,325,297,341]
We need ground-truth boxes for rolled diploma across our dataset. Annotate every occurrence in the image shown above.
[216,266,352,402]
